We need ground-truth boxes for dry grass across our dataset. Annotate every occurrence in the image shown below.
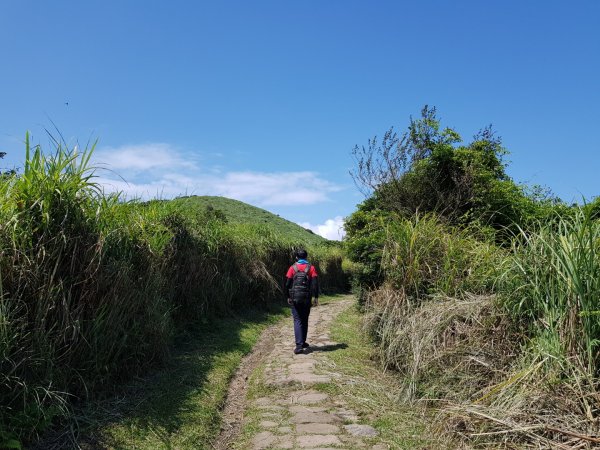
[363,287,600,448]
[353,208,600,448]
[363,288,515,402]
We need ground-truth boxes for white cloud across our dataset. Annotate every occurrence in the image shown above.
[93,143,197,172]
[299,216,346,241]
[94,174,199,199]
[213,171,340,206]
[92,144,343,206]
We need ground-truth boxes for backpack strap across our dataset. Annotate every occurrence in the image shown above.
[292,263,311,277]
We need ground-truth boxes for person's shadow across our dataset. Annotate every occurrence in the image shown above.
[305,343,348,353]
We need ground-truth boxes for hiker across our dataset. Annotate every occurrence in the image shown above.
[284,249,319,354]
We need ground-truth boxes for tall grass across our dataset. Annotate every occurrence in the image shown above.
[0,136,348,446]
[354,207,600,446]
[0,136,173,444]
[362,214,506,377]
[503,209,600,373]
[431,210,600,446]
[380,214,503,301]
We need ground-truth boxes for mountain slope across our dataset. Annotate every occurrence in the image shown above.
[170,196,328,246]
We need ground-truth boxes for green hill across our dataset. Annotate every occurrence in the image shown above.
[170,196,328,246]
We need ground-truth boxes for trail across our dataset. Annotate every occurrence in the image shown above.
[215,296,388,450]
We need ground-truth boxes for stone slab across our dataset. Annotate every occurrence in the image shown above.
[344,424,379,437]
[289,405,327,413]
[290,373,331,383]
[296,423,340,434]
[252,431,277,449]
[295,392,329,404]
[274,436,294,449]
[291,411,340,424]
[297,434,342,448]
[259,420,278,428]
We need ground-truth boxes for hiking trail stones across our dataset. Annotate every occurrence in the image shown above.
[242,298,385,449]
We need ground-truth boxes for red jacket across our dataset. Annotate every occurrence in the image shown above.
[286,263,318,279]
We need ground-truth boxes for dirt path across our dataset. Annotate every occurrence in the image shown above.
[215,296,388,450]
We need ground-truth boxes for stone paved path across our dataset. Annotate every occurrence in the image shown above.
[240,297,388,450]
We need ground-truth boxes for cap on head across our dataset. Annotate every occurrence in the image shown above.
[295,249,308,260]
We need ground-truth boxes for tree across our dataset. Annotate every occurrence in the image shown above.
[349,106,536,231]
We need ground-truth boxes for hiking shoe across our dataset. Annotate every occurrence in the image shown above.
[302,342,310,349]
[293,348,304,355]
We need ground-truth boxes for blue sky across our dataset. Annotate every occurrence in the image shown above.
[1,1,598,239]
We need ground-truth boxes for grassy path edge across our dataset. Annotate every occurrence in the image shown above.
[213,315,286,449]
[34,306,288,449]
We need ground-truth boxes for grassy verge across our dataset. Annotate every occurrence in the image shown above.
[53,306,288,450]
[234,363,283,450]
[324,301,438,449]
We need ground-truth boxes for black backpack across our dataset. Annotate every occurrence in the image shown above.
[291,263,312,304]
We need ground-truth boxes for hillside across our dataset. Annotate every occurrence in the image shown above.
[2,142,349,447]
[170,195,329,247]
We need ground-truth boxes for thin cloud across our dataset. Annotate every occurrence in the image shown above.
[94,174,197,199]
[93,144,343,206]
[93,143,197,172]
[213,171,341,206]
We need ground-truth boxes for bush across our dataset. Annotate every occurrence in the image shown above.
[359,213,508,378]
[0,136,349,445]
[347,107,600,446]
[501,208,600,373]
[380,214,504,300]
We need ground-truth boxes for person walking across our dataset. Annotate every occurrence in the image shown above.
[284,249,319,354]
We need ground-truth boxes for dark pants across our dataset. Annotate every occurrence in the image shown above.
[291,301,311,349]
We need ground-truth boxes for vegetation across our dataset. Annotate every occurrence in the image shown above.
[170,196,328,247]
[4,103,597,448]
[350,105,562,240]
[325,297,436,448]
[0,135,348,448]
[168,196,349,294]
[73,307,287,450]
[346,107,600,447]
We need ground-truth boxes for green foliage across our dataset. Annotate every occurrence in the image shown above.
[381,214,503,301]
[583,195,600,220]
[0,136,349,445]
[347,106,600,445]
[345,200,504,307]
[501,208,600,373]
[0,151,16,178]
[309,244,350,294]
[171,195,328,247]
[350,106,565,238]
[343,197,388,303]
[202,204,228,223]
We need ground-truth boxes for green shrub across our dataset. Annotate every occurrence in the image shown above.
[371,213,503,301]
[501,208,600,373]
[357,212,508,377]
[0,135,350,445]
[309,244,350,294]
